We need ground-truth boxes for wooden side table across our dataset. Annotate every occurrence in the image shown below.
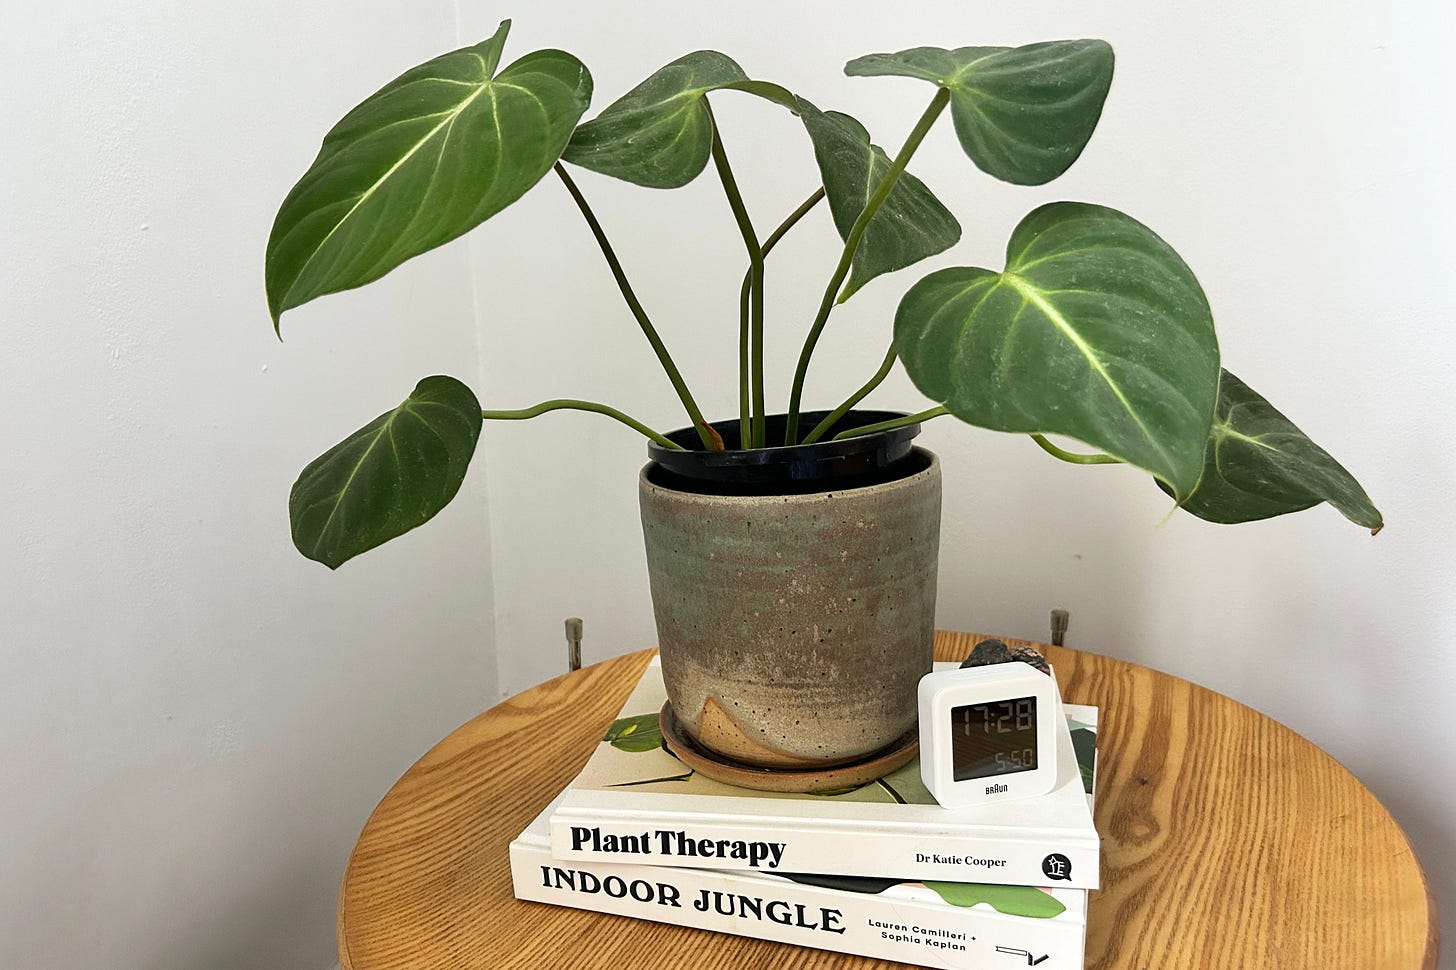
[337,632,1438,969]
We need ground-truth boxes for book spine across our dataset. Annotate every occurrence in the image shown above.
[549,816,1100,889]
[511,841,1085,970]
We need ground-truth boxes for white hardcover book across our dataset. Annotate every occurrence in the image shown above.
[515,795,1088,970]
[549,660,1100,889]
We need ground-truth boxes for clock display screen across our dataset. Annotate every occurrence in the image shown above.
[950,696,1038,781]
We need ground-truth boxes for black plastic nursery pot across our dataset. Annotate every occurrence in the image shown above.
[646,409,924,494]
[639,411,942,791]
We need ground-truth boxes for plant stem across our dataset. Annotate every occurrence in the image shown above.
[1030,433,1122,465]
[738,187,826,448]
[832,405,949,441]
[481,398,684,450]
[758,189,827,257]
[737,283,751,447]
[553,163,717,450]
[802,344,898,444]
[706,100,765,448]
[785,88,951,446]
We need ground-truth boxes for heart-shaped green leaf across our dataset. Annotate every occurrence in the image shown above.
[1173,370,1383,530]
[266,21,592,327]
[895,202,1219,498]
[290,376,483,568]
[562,51,795,188]
[797,98,960,301]
[846,40,1114,185]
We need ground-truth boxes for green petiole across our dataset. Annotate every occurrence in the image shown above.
[803,344,899,444]
[738,187,827,448]
[785,88,950,445]
[1030,434,1122,465]
[832,405,949,440]
[481,399,683,450]
[554,164,717,451]
[706,100,766,448]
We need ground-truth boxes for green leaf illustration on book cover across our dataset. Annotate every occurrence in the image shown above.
[781,873,1066,918]
[921,882,1067,918]
[603,712,666,752]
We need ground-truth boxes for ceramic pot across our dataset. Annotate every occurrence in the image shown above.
[639,412,940,771]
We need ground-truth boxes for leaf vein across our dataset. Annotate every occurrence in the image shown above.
[312,412,397,556]
[284,79,493,307]
[1002,273,1178,476]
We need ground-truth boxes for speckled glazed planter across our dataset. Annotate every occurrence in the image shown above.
[639,440,940,774]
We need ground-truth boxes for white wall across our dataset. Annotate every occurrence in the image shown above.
[1,3,497,968]
[469,0,1455,960]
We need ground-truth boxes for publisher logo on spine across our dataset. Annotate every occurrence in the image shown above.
[1040,853,1072,881]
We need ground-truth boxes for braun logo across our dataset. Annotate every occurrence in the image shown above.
[985,783,1009,795]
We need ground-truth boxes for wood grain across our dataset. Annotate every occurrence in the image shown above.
[338,632,1438,970]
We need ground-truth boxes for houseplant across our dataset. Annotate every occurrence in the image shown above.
[266,21,1380,782]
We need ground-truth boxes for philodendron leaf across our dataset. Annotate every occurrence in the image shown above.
[1172,370,1383,531]
[290,376,482,569]
[562,51,796,188]
[895,202,1220,498]
[846,40,1114,185]
[797,98,960,301]
[266,21,592,326]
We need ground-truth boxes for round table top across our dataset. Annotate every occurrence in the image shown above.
[337,632,1438,970]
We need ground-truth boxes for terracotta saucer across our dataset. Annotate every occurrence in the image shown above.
[658,700,919,794]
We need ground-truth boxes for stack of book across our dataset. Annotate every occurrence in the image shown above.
[510,658,1100,968]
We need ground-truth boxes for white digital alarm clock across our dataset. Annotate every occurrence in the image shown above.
[917,662,1061,809]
